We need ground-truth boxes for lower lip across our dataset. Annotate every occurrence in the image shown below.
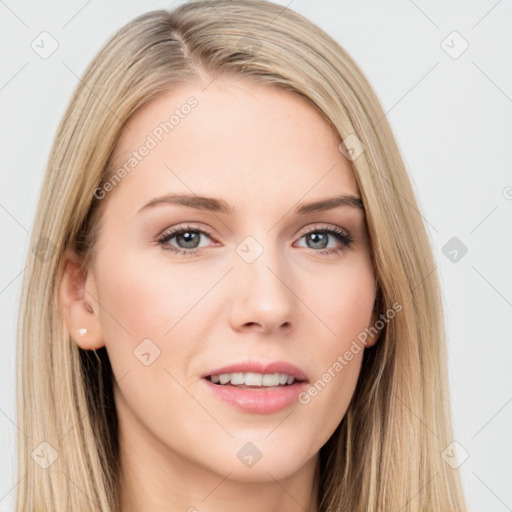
[201,378,309,414]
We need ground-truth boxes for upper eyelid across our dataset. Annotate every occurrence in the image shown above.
[300,223,350,235]
[159,224,214,239]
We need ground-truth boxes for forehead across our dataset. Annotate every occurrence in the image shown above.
[107,77,360,214]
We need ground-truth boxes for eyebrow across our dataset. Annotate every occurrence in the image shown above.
[138,193,364,215]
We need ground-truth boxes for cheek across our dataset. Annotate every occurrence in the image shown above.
[92,255,181,382]
[306,256,376,349]
[296,259,374,422]
[92,255,208,438]
[93,251,228,390]
[95,253,210,343]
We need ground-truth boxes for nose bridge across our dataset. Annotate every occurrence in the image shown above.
[229,232,296,331]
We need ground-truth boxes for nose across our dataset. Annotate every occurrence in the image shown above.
[228,242,297,335]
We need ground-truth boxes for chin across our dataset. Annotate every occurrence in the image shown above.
[193,431,318,482]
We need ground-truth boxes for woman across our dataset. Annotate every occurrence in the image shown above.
[16,1,467,510]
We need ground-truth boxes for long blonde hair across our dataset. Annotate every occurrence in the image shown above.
[16,1,467,510]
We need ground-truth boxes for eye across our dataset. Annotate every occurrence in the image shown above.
[157,225,215,256]
[295,224,353,255]
[157,223,353,257]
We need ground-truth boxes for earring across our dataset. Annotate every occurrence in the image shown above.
[78,328,88,336]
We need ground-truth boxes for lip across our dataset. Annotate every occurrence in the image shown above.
[200,360,309,415]
[201,378,309,414]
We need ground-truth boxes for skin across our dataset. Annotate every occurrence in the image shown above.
[60,76,380,512]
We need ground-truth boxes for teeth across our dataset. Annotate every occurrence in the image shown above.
[245,372,263,386]
[262,373,279,386]
[230,372,244,385]
[209,372,297,387]
[278,374,288,385]
[219,374,230,385]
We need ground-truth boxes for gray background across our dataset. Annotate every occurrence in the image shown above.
[1,1,511,510]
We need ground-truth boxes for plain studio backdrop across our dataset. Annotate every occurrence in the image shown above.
[1,1,511,510]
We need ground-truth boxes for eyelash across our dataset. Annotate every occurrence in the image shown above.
[157,223,353,257]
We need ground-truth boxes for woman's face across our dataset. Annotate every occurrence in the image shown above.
[71,77,378,484]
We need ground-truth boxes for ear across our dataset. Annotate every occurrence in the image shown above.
[59,249,105,350]
[364,308,380,348]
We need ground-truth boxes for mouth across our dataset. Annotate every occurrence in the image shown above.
[200,361,309,414]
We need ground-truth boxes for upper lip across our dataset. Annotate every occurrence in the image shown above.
[202,360,308,382]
